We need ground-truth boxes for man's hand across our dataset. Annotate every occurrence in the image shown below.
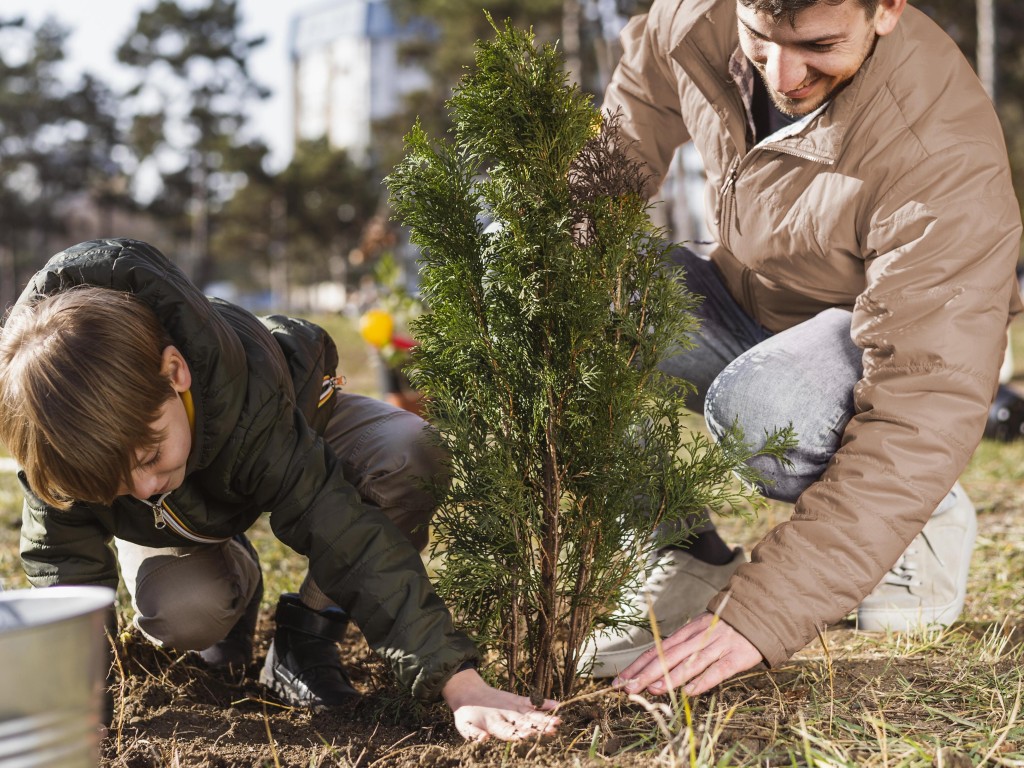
[612,612,762,696]
[441,668,561,742]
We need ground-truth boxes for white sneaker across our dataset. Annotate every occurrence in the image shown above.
[579,547,745,678]
[857,481,977,631]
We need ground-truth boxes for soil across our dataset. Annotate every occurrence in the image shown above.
[97,611,932,768]
[101,498,1024,767]
[102,616,653,768]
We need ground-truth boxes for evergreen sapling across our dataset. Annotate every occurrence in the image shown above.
[387,18,793,699]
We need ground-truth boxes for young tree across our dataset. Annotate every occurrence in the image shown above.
[388,19,790,699]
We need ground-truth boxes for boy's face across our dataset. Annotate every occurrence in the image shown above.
[119,346,193,501]
[736,0,905,117]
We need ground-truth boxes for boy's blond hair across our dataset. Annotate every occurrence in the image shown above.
[0,286,176,508]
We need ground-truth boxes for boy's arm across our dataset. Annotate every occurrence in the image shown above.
[235,399,477,702]
[19,471,118,590]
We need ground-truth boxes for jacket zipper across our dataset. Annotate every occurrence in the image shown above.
[759,144,833,165]
[148,493,230,544]
[719,157,740,251]
[719,143,832,251]
[150,496,167,530]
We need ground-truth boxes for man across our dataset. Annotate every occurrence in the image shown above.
[586,0,1023,696]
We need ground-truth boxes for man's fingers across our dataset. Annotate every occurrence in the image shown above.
[642,636,725,693]
[613,614,764,698]
[679,645,754,696]
[660,616,712,649]
[647,641,725,693]
[616,614,716,682]
[617,630,717,690]
[682,660,733,696]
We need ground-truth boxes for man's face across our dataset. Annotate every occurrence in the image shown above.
[736,1,894,117]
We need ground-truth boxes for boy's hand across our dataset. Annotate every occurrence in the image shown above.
[441,668,561,742]
[612,611,762,696]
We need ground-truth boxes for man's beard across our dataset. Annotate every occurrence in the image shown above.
[756,67,852,117]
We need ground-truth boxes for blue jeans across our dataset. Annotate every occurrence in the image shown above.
[659,248,861,504]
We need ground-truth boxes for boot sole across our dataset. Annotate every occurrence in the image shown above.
[258,642,360,710]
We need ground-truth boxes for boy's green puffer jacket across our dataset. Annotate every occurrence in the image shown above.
[15,238,478,702]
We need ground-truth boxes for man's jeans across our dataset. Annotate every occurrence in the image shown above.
[659,248,863,504]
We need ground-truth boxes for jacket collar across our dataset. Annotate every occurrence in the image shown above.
[667,0,908,163]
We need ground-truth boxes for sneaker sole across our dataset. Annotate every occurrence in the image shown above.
[857,498,978,632]
[585,639,658,679]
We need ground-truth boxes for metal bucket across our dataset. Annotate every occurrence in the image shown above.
[0,586,115,768]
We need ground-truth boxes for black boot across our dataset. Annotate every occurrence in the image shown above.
[259,593,359,708]
[199,533,263,669]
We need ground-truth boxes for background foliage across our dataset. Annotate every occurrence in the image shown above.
[0,0,1020,314]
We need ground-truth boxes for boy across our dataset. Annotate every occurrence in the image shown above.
[0,237,558,742]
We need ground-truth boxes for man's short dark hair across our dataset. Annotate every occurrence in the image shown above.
[738,0,879,24]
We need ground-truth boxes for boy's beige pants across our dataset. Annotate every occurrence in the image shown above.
[114,392,446,651]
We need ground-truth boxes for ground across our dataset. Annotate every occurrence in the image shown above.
[96,486,1024,768]
[3,314,1024,767]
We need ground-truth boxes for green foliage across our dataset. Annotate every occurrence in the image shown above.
[116,0,270,287]
[212,138,382,291]
[388,18,791,698]
[382,0,565,175]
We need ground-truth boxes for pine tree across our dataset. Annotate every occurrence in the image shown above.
[388,18,791,699]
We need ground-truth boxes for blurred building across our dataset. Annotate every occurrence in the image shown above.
[586,0,711,248]
[289,0,431,164]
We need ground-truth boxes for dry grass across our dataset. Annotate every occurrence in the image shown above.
[1,314,1024,766]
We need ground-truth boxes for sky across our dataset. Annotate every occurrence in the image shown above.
[6,0,317,170]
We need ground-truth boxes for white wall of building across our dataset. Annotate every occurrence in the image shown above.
[291,0,429,163]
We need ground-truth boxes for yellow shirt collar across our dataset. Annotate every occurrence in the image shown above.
[180,389,196,439]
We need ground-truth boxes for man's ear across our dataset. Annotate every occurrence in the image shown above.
[160,346,192,394]
[874,0,907,37]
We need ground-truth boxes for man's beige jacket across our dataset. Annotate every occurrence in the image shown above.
[605,0,1022,666]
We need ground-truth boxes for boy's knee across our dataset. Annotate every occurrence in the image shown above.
[372,414,451,508]
[131,551,249,650]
